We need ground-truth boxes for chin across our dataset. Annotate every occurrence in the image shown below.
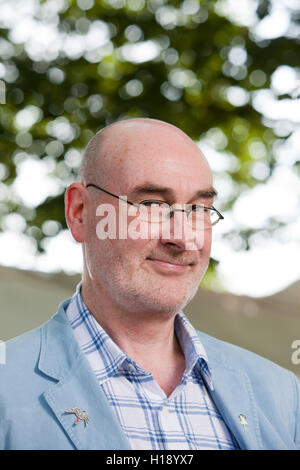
[144,288,198,315]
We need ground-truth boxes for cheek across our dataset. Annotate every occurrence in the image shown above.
[203,227,212,252]
[127,218,153,240]
[105,237,153,265]
[182,226,212,253]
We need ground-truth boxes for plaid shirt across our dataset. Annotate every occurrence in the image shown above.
[66,285,238,450]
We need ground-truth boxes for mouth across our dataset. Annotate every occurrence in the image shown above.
[146,258,192,273]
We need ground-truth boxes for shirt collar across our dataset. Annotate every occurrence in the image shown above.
[67,284,131,383]
[174,311,213,390]
[67,283,213,390]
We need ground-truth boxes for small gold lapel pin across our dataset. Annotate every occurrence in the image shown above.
[65,408,89,427]
[238,413,248,429]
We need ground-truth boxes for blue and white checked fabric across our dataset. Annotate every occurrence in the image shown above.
[66,285,238,450]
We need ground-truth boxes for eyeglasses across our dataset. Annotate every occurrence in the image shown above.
[86,183,224,229]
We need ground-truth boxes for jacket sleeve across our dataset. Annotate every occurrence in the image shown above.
[291,371,300,449]
[0,395,10,450]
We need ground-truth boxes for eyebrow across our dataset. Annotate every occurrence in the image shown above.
[129,183,218,201]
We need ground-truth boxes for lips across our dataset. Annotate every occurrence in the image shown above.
[146,257,192,273]
[148,258,189,266]
[147,256,195,266]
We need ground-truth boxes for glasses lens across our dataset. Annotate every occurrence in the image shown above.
[138,202,170,223]
[187,207,219,229]
[210,209,220,226]
[137,202,220,228]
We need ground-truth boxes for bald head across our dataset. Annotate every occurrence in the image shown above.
[66,117,215,316]
[78,118,209,186]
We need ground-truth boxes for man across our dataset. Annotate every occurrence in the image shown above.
[0,118,299,450]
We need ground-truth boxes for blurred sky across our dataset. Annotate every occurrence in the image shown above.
[0,0,300,297]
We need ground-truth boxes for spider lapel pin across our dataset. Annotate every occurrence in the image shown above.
[65,408,89,427]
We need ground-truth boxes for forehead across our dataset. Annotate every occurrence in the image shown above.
[99,123,213,196]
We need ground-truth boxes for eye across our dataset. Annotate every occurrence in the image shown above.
[137,200,170,223]
[139,200,169,207]
[189,204,206,212]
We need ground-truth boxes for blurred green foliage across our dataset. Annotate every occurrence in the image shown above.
[0,0,299,284]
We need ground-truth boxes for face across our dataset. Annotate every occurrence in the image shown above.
[77,121,213,316]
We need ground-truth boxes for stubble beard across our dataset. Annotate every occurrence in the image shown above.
[99,257,208,318]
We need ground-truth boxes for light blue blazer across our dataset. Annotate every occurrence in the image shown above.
[0,297,299,450]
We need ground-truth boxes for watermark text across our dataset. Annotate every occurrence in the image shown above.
[94,200,209,250]
[0,340,6,365]
[291,340,300,365]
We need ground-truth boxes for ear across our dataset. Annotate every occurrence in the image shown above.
[65,183,87,243]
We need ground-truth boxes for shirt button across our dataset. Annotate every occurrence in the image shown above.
[161,406,169,417]
[128,363,136,372]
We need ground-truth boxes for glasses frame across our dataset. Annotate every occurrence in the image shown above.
[85,183,224,226]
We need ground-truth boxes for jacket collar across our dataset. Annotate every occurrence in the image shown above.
[197,331,262,450]
[39,298,262,450]
[38,298,131,450]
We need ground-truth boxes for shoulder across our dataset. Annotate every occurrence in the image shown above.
[1,325,42,377]
[0,298,72,412]
[197,331,300,449]
[0,324,46,405]
[0,325,46,428]
[198,329,293,376]
[1,297,72,377]
[197,329,300,404]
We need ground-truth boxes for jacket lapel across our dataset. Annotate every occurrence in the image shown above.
[39,299,263,450]
[198,332,262,450]
[209,362,262,449]
[39,300,131,450]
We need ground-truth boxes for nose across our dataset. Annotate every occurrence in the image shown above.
[159,209,206,251]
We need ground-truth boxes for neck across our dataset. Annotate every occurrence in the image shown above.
[80,280,186,396]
